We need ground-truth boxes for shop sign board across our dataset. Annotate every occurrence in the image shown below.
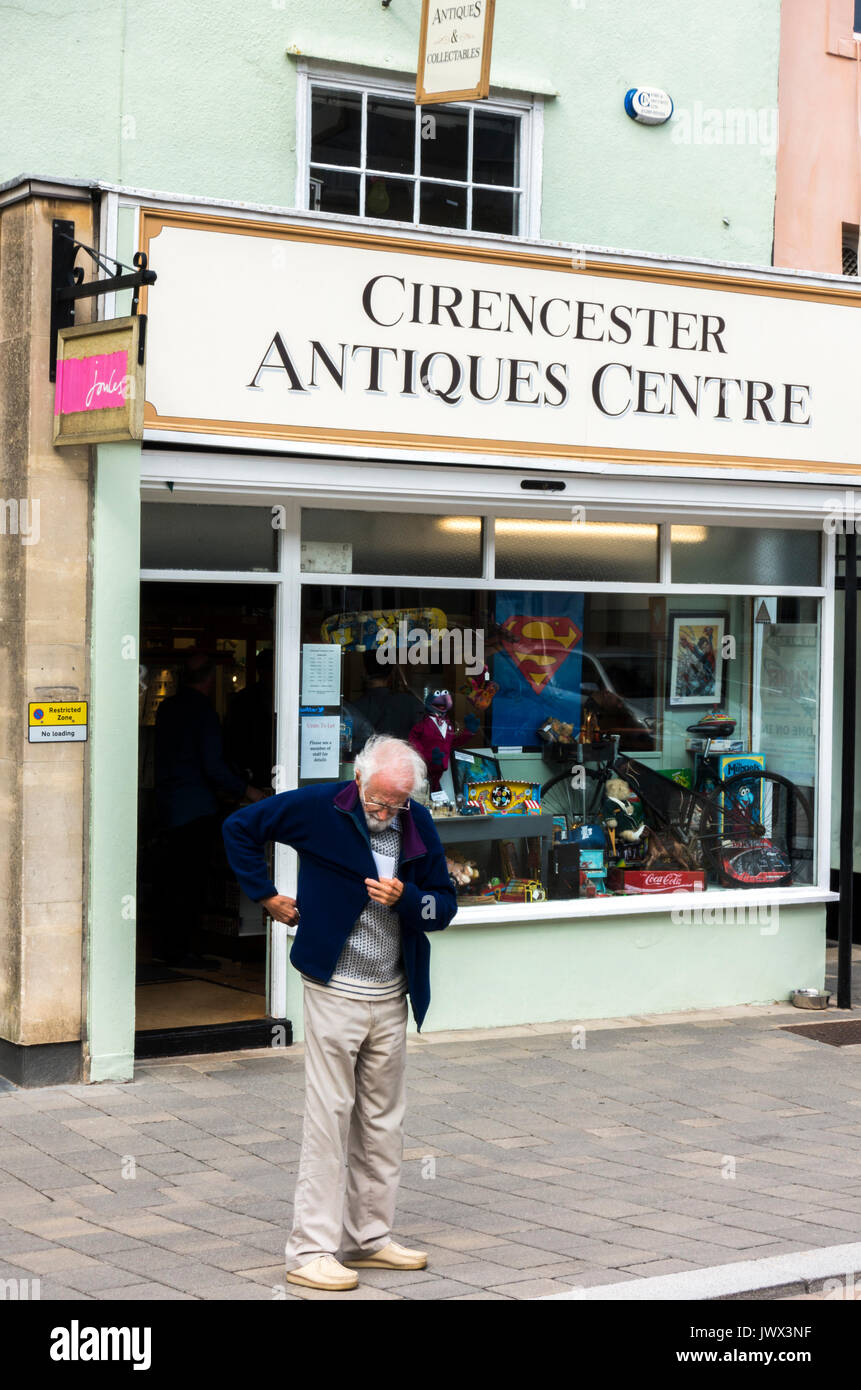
[139,209,861,476]
[416,0,496,105]
[28,701,88,742]
[53,316,145,446]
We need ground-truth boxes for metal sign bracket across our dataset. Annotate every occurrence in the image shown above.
[50,219,156,380]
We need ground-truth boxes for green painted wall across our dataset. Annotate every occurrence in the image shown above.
[87,442,141,1081]
[12,2,790,1069]
[3,0,780,265]
[285,902,826,1041]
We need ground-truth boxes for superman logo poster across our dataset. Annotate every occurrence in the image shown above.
[490,593,585,746]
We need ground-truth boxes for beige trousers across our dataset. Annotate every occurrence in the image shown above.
[284,981,409,1270]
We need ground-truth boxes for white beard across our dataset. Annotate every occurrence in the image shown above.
[364,811,390,833]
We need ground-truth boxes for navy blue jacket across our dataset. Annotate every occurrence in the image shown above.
[221,781,457,1030]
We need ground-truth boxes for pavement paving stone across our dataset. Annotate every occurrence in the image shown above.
[487,1276,584,1297]
[284,1283,404,1301]
[51,1233,148,1256]
[379,1275,481,1299]
[447,1290,515,1299]
[0,1227,58,1252]
[415,1258,560,1287]
[3,1248,102,1274]
[55,1264,147,1292]
[233,1261,294,1282]
[0,1260,49,1281]
[208,1196,294,1219]
[452,1239,571,1269]
[425,1230,510,1251]
[38,1284,95,1299]
[197,1244,289,1272]
[618,1258,704,1276]
[92,1283,199,1300]
[65,1186,188,1213]
[3,982,861,1300]
[101,1247,199,1274]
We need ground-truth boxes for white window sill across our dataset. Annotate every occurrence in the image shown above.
[447,885,838,927]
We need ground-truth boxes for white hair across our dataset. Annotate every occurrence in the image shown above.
[354,735,427,796]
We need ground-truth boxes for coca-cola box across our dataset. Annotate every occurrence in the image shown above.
[608,869,706,894]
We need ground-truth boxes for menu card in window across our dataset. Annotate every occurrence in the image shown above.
[301,643,341,706]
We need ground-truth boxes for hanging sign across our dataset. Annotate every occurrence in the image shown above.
[416,0,496,105]
[53,316,145,446]
[28,701,88,743]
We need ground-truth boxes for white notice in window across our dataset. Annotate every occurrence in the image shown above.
[300,714,341,778]
[301,643,341,705]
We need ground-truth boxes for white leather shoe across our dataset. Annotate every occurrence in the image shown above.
[342,1240,428,1270]
[286,1254,359,1290]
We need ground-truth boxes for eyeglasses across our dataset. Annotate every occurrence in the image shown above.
[361,792,411,814]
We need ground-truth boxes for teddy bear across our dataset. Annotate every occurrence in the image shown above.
[602,775,648,863]
[538,716,576,744]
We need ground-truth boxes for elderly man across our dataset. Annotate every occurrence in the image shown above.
[222,734,457,1292]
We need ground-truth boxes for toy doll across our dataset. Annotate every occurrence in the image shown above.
[461,665,499,712]
[446,856,480,891]
[409,689,479,792]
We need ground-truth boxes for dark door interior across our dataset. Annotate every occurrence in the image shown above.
[135,581,281,1055]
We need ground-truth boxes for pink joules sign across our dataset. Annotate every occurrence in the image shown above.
[54,350,130,415]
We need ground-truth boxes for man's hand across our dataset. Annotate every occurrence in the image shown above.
[261,894,299,925]
[365,876,404,907]
[245,785,268,803]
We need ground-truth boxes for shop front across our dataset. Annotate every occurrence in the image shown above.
[86,188,860,1067]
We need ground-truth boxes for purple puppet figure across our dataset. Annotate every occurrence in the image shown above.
[409,689,480,793]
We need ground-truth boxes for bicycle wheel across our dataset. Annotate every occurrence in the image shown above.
[715,771,814,888]
[540,767,585,828]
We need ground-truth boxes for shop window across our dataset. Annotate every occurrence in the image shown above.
[494,518,659,582]
[307,81,525,235]
[297,583,820,910]
[301,509,483,577]
[671,526,820,587]
[141,504,278,571]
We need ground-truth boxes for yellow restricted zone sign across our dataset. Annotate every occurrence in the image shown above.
[28,701,88,743]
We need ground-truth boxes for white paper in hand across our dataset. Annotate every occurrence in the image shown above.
[372,851,397,882]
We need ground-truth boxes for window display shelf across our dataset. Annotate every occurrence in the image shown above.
[434,812,554,897]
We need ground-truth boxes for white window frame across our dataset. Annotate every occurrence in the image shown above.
[139,471,836,936]
[295,57,544,240]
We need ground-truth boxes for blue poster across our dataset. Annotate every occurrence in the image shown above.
[490,591,585,746]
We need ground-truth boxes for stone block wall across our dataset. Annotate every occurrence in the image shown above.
[0,191,95,1059]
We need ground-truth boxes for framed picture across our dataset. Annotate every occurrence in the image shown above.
[451,749,502,800]
[668,613,728,708]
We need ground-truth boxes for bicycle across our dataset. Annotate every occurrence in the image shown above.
[540,735,814,889]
